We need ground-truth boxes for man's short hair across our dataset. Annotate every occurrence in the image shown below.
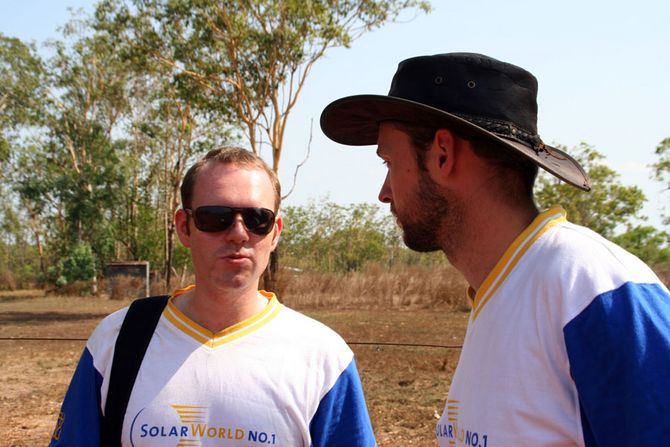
[180,146,281,211]
[389,121,538,201]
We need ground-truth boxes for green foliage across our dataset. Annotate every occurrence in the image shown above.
[281,201,388,271]
[0,206,41,289]
[534,143,670,264]
[0,135,9,163]
[5,2,668,287]
[94,0,431,169]
[535,143,646,238]
[652,137,670,226]
[612,225,670,265]
[0,34,46,132]
[0,0,433,287]
[281,199,446,273]
[652,137,670,187]
[46,242,97,286]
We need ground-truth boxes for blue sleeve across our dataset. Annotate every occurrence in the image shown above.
[564,282,670,446]
[309,358,376,447]
[49,347,103,446]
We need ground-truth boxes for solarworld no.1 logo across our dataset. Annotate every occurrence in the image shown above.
[129,404,278,446]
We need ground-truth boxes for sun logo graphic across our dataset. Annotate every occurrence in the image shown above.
[436,400,461,446]
[436,400,489,447]
[130,404,207,446]
[172,405,210,447]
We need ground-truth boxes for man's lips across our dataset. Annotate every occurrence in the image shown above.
[217,252,251,262]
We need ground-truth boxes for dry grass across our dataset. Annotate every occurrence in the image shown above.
[279,264,471,311]
[0,275,470,447]
[104,274,149,300]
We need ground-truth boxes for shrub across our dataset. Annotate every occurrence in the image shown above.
[45,242,97,290]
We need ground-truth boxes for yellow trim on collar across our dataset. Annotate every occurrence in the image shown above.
[471,206,566,321]
[164,289,282,348]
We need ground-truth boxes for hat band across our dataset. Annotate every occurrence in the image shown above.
[454,113,545,153]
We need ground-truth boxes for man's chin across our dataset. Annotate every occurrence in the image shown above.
[402,232,441,253]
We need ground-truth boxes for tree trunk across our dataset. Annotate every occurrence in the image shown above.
[164,210,172,290]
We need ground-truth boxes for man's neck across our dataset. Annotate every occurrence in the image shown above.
[447,201,538,293]
[173,284,269,333]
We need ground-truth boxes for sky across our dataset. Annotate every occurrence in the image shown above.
[1,0,669,228]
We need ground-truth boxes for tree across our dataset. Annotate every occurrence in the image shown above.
[130,93,230,287]
[281,200,387,272]
[45,28,129,265]
[95,0,431,289]
[6,19,133,288]
[45,242,97,290]
[281,199,446,272]
[652,137,670,226]
[534,143,670,265]
[96,0,430,171]
[91,4,237,288]
[534,143,646,238]
[0,34,49,280]
[0,206,41,289]
[0,34,46,165]
[611,225,670,265]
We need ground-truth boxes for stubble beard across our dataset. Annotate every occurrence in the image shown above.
[397,172,464,258]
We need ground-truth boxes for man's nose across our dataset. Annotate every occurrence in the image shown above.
[378,171,392,204]
[224,214,249,243]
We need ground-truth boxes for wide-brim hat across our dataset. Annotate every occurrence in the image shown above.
[320,52,591,191]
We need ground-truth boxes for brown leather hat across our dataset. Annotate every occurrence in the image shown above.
[320,52,591,191]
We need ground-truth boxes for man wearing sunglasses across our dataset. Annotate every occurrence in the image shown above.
[51,147,376,446]
[320,53,670,446]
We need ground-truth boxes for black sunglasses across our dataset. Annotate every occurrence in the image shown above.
[185,206,276,236]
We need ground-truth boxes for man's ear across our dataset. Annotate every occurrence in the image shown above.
[270,214,283,251]
[428,128,458,182]
[175,209,192,248]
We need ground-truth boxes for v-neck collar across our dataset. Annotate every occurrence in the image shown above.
[163,287,282,348]
[469,206,567,321]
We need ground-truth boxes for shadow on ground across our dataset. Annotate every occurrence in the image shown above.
[0,311,108,324]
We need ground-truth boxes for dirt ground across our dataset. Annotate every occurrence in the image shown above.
[0,291,468,446]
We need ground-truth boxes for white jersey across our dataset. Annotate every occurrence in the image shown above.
[436,206,670,446]
[51,289,376,446]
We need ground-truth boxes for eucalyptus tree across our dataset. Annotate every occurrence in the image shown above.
[94,0,431,288]
[128,86,232,287]
[47,28,130,265]
[5,19,134,288]
[0,34,50,279]
[95,0,430,172]
[91,20,235,288]
[0,34,46,166]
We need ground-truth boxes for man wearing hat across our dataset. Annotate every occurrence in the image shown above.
[321,53,670,446]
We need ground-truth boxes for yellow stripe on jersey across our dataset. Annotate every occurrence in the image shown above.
[164,289,282,347]
[471,206,567,321]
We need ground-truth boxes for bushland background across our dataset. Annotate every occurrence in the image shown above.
[2,1,670,446]
[2,0,670,294]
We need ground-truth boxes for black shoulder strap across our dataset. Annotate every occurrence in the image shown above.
[101,295,169,447]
